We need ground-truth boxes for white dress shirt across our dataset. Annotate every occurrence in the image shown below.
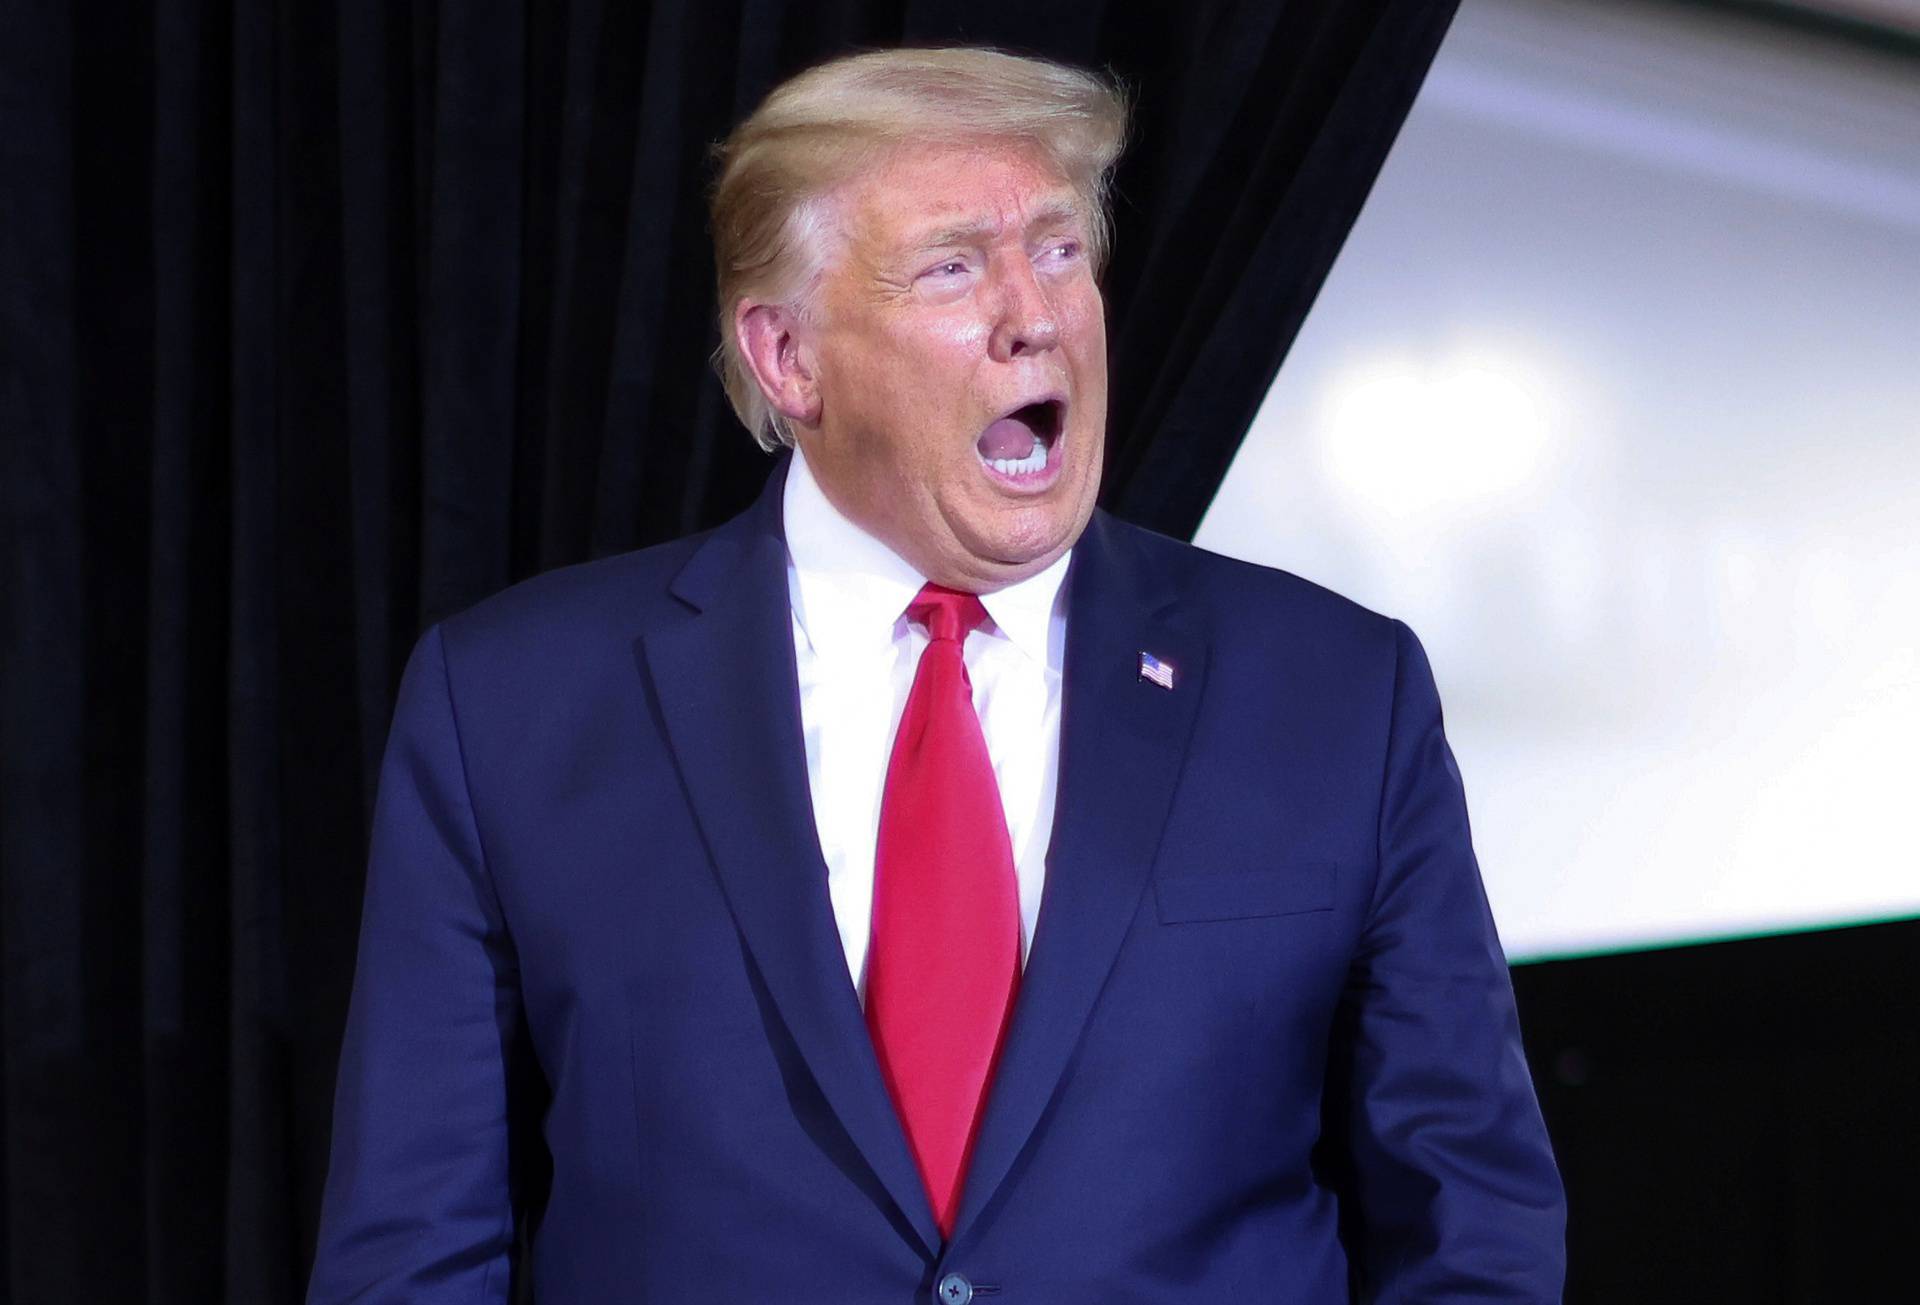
[783,447,1068,1002]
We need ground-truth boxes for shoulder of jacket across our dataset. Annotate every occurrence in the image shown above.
[1094,511,1399,645]
[433,531,711,666]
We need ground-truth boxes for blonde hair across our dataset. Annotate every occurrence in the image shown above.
[709,47,1130,450]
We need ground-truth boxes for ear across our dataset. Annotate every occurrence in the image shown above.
[735,300,822,429]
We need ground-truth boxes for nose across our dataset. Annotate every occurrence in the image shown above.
[988,252,1060,362]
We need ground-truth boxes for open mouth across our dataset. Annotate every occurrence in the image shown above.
[976,399,1064,479]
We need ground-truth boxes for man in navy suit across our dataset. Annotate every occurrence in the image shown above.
[309,47,1564,1303]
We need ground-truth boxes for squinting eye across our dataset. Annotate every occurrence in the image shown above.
[926,260,969,279]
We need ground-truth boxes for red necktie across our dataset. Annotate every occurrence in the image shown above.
[865,583,1021,1239]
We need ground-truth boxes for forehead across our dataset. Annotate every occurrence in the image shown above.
[838,139,1082,251]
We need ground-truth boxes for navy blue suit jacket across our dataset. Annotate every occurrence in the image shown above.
[309,456,1565,1302]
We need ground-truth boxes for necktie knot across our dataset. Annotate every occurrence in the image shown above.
[908,583,989,645]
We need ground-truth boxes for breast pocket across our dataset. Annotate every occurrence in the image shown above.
[1153,863,1337,924]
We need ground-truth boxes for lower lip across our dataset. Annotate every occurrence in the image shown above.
[978,435,1064,493]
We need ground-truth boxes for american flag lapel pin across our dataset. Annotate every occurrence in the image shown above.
[1137,651,1176,690]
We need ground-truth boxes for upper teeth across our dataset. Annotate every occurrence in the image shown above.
[987,440,1049,476]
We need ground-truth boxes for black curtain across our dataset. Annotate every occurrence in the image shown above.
[0,1,1457,1299]
[1512,918,1920,1301]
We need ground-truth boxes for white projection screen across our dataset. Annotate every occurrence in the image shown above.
[1196,0,1920,962]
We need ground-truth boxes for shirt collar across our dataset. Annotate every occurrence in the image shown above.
[977,550,1070,673]
[783,446,1070,671]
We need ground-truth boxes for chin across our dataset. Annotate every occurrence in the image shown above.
[981,518,1080,575]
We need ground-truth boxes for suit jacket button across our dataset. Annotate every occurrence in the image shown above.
[937,1273,973,1304]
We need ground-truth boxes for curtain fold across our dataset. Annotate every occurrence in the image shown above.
[0,2,1457,1299]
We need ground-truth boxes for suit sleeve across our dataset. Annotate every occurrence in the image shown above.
[1334,620,1566,1301]
[307,624,520,1304]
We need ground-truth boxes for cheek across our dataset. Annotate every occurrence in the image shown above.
[855,317,986,395]
[917,314,990,358]
[1058,290,1106,353]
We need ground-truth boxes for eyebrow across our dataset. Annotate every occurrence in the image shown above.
[904,199,1086,255]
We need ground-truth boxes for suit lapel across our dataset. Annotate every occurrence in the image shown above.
[949,510,1209,1245]
[638,459,944,1257]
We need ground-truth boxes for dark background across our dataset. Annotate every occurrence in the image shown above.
[1,0,1911,1300]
